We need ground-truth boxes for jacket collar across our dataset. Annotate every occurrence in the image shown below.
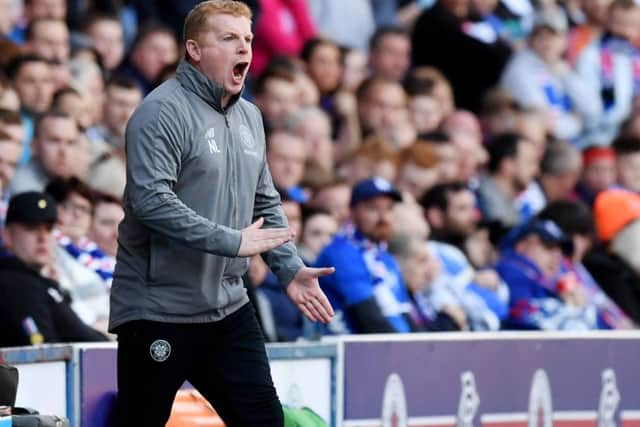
[0,254,42,276]
[175,59,242,113]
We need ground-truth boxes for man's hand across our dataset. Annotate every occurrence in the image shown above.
[286,267,335,323]
[237,217,295,257]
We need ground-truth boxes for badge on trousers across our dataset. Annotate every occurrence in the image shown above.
[150,339,171,362]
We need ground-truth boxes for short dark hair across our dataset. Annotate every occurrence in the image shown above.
[35,110,78,138]
[106,73,142,92]
[537,200,595,238]
[93,191,123,208]
[403,74,436,97]
[487,133,523,174]
[369,26,408,52]
[419,182,469,211]
[252,65,296,96]
[45,176,95,207]
[4,54,49,81]
[301,205,332,224]
[131,20,175,52]
[300,37,342,63]
[51,86,82,109]
[83,12,121,32]
[356,76,391,103]
[612,136,640,155]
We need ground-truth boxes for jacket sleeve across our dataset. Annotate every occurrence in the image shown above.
[253,126,305,287]
[124,100,242,257]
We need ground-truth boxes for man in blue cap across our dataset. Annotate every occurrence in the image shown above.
[316,176,415,334]
[495,219,600,330]
[0,191,107,346]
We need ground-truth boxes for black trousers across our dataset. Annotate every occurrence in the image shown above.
[111,303,284,427]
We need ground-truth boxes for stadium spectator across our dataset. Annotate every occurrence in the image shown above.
[301,38,343,100]
[84,14,125,72]
[68,58,105,126]
[440,110,487,182]
[95,74,142,148]
[308,178,351,225]
[538,200,633,329]
[477,132,539,227]
[410,66,456,116]
[298,206,338,265]
[395,142,440,199]
[45,177,112,331]
[5,55,56,161]
[357,76,415,148]
[613,136,640,193]
[516,139,582,221]
[496,218,601,330]
[369,26,412,82]
[285,106,334,176]
[116,21,179,94]
[420,132,461,184]
[51,86,93,130]
[23,18,71,88]
[500,10,598,143]
[317,177,415,334]
[389,233,463,331]
[266,130,308,203]
[404,74,445,135]
[420,182,479,252]
[342,48,369,93]
[0,191,107,347]
[10,111,88,195]
[88,192,123,259]
[253,66,300,132]
[576,146,617,205]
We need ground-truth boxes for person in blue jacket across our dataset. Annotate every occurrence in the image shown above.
[316,177,415,334]
[496,219,600,330]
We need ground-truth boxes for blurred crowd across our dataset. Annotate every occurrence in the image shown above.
[2,0,640,347]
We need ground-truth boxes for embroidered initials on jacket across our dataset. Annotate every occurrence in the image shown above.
[205,127,221,153]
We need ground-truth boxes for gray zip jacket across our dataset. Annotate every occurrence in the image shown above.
[108,60,304,331]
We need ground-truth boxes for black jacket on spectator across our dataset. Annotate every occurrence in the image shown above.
[411,2,512,112]
[0,256,107,347]
[583,247,640,325]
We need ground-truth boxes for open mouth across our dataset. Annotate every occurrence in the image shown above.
[232,62,249,81]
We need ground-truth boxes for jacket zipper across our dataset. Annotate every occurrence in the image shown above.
[222,104,230,128]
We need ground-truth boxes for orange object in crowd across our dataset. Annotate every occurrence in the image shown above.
[166,389,226,427]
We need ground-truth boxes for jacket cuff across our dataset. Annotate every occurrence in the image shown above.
[278,259,305,288]
[215,227,243,257]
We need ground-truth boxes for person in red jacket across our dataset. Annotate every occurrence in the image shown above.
[251,0,316,77]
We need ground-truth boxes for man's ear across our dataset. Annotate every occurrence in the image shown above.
[185,39,201,62]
